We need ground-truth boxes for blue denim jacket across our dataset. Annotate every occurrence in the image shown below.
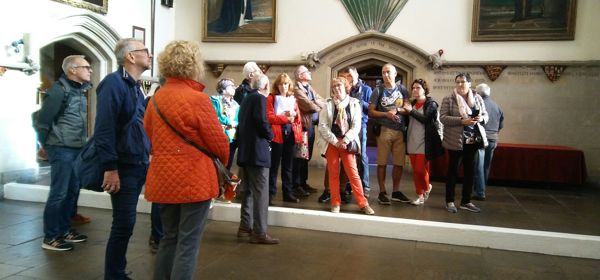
[94,66,150,171]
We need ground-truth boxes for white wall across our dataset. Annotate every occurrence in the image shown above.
[0,0,153,173]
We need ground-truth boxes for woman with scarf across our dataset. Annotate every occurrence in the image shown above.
[318,77,374,215]
[440,73,488,213]
[210,78,240,171]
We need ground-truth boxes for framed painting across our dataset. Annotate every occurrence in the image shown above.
[132,26,146,45]
[472,0,577,41]
[52,0,108,14]
[203,0,277,43]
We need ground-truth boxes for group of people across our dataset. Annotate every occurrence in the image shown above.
[35,37,503,279]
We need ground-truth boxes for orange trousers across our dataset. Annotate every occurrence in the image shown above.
[409,154,430,195]
[325,144,368,208]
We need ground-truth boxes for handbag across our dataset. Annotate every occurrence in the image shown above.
[345,139,359,154]
[295,130,310,159]
[73,106,140,192]
[151,96,240,190]
[73,138,103,192]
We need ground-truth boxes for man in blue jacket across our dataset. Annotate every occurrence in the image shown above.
[94,38,152,279]
[236,74,279,244]
[38,55,92,251]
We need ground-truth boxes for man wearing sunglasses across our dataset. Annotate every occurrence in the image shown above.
[94,38,152,279]
[38,55,92,251]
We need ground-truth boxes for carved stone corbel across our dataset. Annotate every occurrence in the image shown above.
[0,67,6,77]
[542,65,567,82]
[208,63,227,78]
[482,65,507,81]
[258,64,271,74]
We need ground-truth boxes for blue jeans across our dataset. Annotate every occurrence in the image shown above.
[150,203,163,243]
[104,163,147,280]
[358,124,370,193]
[153,200,211,280]
[43,145,81,240]
[474,140,497,198]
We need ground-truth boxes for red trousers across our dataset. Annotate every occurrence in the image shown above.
[325,144,368,208]
[409,154,430,195]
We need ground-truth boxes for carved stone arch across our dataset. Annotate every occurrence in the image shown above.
[31,13,122,134]
[311,31,431,97]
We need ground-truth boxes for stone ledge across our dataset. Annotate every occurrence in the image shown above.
[4,182,600,260]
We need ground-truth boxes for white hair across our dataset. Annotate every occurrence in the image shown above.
[62,55,86,73]
[476,83,491,96]
[252,74,269,91]
[242,62,261,79]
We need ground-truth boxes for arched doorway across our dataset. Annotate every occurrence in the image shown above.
[33,14,120,134]
[311,31,431,146]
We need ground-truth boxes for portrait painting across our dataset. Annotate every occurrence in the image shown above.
[472,0,577,41]
[203,0,277,43]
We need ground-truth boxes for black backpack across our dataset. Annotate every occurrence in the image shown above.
[31,78,71,137]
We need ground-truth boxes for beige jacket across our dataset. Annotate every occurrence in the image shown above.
[440,92,489,151]
[317,97,362,156]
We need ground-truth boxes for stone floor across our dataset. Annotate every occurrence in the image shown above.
[0,200,599,280]
[2,160,600,279]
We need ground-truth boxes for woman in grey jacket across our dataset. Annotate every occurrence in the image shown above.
[440,73,488,213]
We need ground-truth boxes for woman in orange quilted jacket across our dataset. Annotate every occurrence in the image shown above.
[143,40,229,280]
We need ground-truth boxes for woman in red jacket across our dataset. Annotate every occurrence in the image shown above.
[143,40,229,279]
[266,73,303,204]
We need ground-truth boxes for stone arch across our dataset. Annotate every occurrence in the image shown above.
[311,31,431,97]
[32,14,121,134]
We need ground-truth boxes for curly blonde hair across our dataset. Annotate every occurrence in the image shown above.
[158,40,205,80]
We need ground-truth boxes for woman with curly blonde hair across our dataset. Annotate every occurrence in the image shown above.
[144,40,230,279]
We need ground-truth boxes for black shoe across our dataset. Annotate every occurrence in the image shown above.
[378,192,391,205]
[148,237,159,254]
[237,227,252,238]
[249,233,280,245]
[293,187,310,197]
[472,195,486,201]
[42,238,73,251]
[391,191,411,203]
[318,191,330,203]
[283,194,300,203]
[302,184,318,193]
[341,191,351,204]
[63,229,87,243]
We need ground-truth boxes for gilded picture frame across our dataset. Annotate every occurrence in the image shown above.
[52,0,108,14]
[472,0,577,41]
[203,0,277,43]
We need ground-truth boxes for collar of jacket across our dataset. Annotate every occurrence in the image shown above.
[164,77,206,92]
[118,66,139,87]
[60,73,93,91]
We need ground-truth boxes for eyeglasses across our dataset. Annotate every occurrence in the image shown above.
[73,65,92,71]
[130,48,149,56]
[455,80,469,84]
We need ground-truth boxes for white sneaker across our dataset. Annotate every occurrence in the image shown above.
[331,205,340,213]
[362,205,375,215]
[424,184,433,201]
[410,197,424,206]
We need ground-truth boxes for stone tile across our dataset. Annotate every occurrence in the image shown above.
[0,220,43,246]
[0,263,30,279]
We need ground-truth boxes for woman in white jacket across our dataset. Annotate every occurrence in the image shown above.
[318,77,375,215]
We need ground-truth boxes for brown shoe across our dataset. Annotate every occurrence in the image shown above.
[237,227,252,238]
[71,214,91,225]
[249,233,280,245]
